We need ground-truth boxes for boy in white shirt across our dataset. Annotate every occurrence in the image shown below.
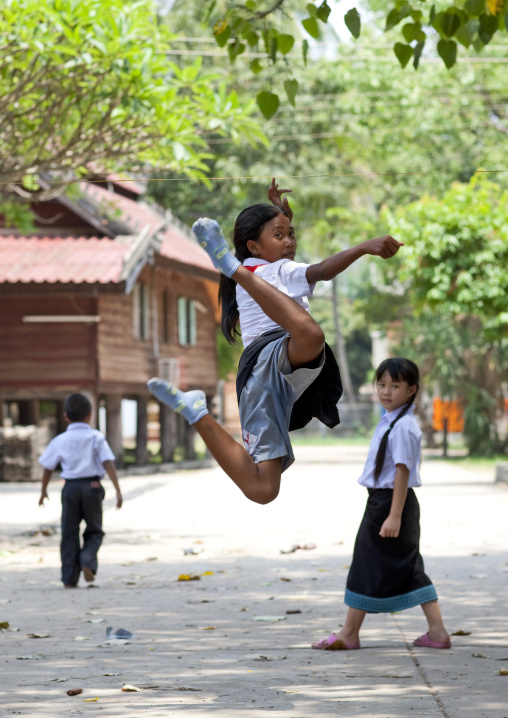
[38,393,122,588]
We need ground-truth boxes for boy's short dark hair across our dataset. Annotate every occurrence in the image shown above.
[64,393,92,422]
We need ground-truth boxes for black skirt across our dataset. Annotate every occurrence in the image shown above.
[345,489,438,613]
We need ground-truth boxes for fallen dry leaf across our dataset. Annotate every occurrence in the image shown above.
[202,626,215,630]
[451,629,472,636]
[201,571,214,577]
[84,697,99,702]
[28,633,50,638]
[178,574,200,581]
[253,615,287,622]
[122,685,143,692]
[67,688,83,696]
[73,636,90,641]
[286,610,302,615]
[498,669,508,676]
[280,577,291,582]
[472,652,489,659]
[0,622,9,629]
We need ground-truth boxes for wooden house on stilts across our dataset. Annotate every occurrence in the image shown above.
[0,179,220,475]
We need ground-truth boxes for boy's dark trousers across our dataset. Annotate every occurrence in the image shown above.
[60,478,105,586]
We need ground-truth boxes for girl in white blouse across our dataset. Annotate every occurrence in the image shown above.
[312,357,451,651]
[148,183,402,506]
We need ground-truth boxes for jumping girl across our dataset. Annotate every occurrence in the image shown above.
[148,183,403,505]
[312,357,451,650]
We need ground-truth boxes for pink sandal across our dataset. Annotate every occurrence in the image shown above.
[413,633,451,649]
[311,633,360,650]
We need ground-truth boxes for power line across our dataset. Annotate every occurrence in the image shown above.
[3,168,507,188]
[163,48,508,64]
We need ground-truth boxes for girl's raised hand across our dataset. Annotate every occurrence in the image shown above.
[363,235,404,259]
[268,177,293,221]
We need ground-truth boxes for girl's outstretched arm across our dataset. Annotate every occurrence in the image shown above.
[379,463,409,538]
[306,235,403,284]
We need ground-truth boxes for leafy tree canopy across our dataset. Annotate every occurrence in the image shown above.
[384,173,508,339]
[0,0,266,200]
[204,0,508,115]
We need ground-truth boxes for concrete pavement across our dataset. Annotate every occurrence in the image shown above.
[0,445,507,717]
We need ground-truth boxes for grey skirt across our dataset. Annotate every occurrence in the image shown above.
[239,334,324,472]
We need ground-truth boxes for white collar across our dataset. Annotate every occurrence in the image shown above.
[381,404,415,424]
[243,257,270,266]
[66,422,91,431]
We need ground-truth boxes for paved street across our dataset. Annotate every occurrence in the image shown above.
[1,445,507,717]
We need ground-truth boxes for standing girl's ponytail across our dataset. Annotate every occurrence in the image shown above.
[219,203,288,344]
[373,358,419,481]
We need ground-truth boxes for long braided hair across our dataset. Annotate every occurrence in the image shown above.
[219,203,289,344]
[373,357,419,481]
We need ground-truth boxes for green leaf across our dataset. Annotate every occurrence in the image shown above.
[436,12,461,38]
[257,91,279,119]
[316,1,332,23]
[344,9,361,39]
[250,59,263,74]
[472,34,485,51]
[429,4,436,24]
[413,40,425,68]
[246,0,256,9]
[302,38,309,64]
[465,0,485,14]
[478,13,498,43]
[306,2,317,17]
[394,42,414,68]
[213,20,230,48]
[402,22,418,43]
[228,41,245,62]
[385,8,403,31]
[302,16,320,39]
[455,19,479,47]
[437,38,457,67]
[269,35,277,63]
[245,31,258,47]
[22,174,40,191]
[284,78,299,106]
[277,34,294,55]
[205,0,217,22]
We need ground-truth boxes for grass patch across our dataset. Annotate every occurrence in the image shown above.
[432,454,507,472]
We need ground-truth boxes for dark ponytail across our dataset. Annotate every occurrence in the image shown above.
[219,203,288,344]
[373,357,419,481]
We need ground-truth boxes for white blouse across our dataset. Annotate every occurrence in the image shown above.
[236,257,315,348]
[358,405,422,489]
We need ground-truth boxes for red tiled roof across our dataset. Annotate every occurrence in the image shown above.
[83,184,215,274]
[0,236,128,284]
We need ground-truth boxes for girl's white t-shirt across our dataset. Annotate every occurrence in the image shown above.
[236,257,315,348]
[358,405,422,489]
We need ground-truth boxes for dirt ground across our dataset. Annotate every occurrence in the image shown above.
[1,445,507,717]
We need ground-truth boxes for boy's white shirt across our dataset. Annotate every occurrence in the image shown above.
[358,405,422,489]
[236,257,316,348]
[38,422,115,479]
